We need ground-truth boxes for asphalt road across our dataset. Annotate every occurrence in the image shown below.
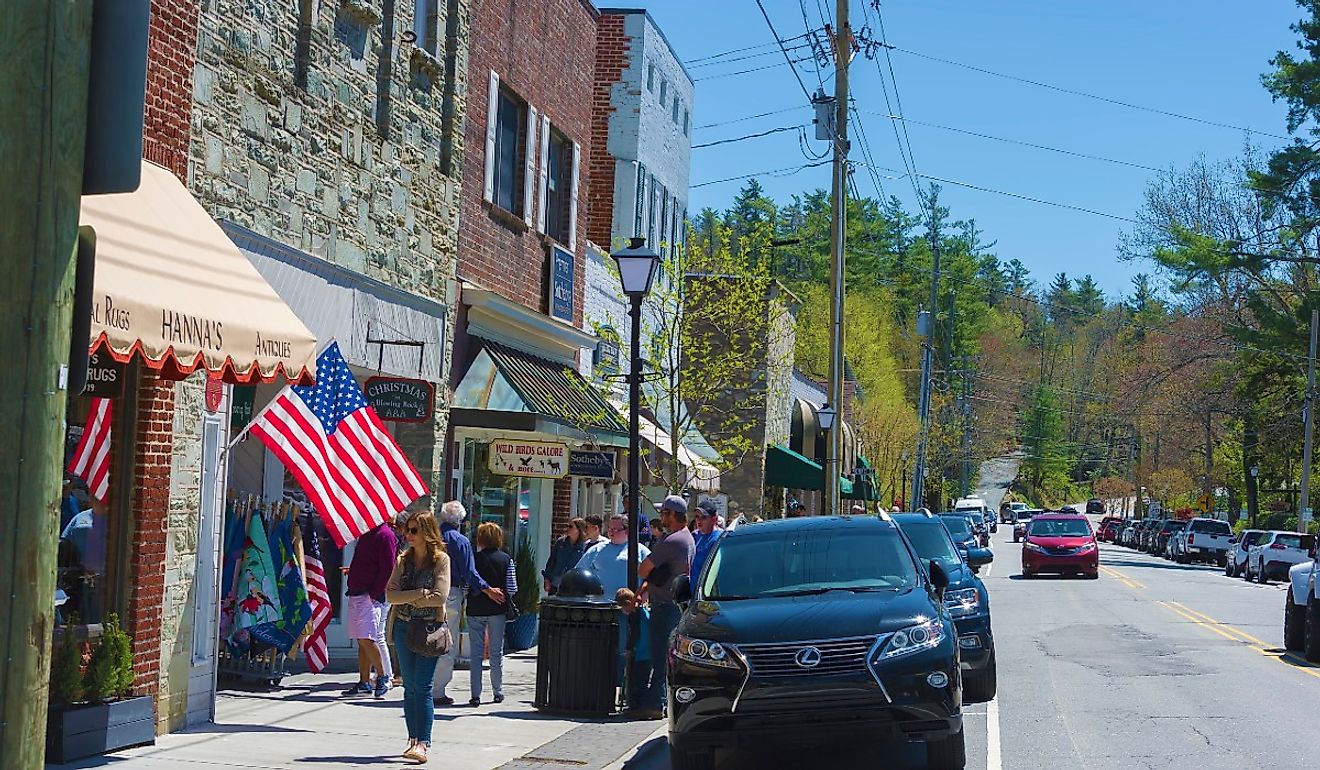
[621,465,1320,768]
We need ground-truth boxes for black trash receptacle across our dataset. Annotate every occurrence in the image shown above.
[534,596,619,715]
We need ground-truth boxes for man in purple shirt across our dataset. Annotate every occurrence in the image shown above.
[342,520,398,699]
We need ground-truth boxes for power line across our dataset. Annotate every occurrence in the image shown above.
[754,0,814,101]
[692,125,805,150]
[691,159,832,189]
[880,42,1292,141]
[863,4,927,217]
[684,34,809,65]
[694,105,808,132]
[692,57,816,82]
[686,43,812,69]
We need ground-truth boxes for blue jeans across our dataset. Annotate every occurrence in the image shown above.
[467,613,507,701]
[393,620,440,743]
[637,602,682,710]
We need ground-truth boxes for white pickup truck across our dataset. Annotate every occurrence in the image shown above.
[1172,517,1233,566]
[1285,555,1319,660]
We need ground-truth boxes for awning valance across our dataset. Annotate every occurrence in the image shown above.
[79,161,317,384]
[765,444,852,494]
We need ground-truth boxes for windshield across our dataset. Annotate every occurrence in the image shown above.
[1191,520,1232,535]
[940,516,973,539]
[1028,518,1092,538]
[1273,533,1315,549]
[1016,511,1034,521]
[899,522,963,567]
[701,528,919,599]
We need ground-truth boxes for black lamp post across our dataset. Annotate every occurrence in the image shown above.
[611,236,660,700]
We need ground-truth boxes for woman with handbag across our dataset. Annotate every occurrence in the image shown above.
[466,522,518,707]
[386,511,452,764]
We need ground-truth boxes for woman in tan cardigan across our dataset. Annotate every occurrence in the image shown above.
[386,510,451,764]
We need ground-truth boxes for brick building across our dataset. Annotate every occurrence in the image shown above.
[449,0,627,564]
[188,0,470,663]
[66,0,317,740]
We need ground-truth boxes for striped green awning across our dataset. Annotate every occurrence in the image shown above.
[765,445,853,494]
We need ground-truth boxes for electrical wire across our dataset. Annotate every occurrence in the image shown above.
[754,0,815,101]
[691,159,832,188]
[692,57,816,82]
[869,2,929,219]
[694,105,809,132]
[687,44,812,70]
[684,34,810,65]
[692,125,805,150]
[880,42,1292,141]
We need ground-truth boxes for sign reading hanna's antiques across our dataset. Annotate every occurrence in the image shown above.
[488,439,569,479]
[81,352,125,398]
[364,376,435,423]
[569,450,616,479]
[549,244,574,323]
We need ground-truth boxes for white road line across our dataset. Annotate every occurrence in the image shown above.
[986,696,1002,770]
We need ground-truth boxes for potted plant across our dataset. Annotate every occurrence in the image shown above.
[506,532,541,652]
[47,614,155,762]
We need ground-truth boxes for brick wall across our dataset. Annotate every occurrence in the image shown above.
[552,477,573,536]
[586,12,629,250]
[142,0,200,179]
[458,0,598,323]
[128,375,176,699]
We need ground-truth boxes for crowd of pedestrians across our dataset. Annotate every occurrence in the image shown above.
[336,492,724,764]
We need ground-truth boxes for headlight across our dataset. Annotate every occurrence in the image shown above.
[1075,542,1097,553]
[943,587,981,617]
[878,619,946,660]
[1023,542,1044,552]
[674,634,741,670]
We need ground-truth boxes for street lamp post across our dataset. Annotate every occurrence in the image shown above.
[611,237,660,708]
[1250,465,1260,528]
[818,403,837,513]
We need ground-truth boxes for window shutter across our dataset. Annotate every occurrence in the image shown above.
[483,70,499,203]
[522,104,538,225]
[536,114,550,232]
[568,140,580,250]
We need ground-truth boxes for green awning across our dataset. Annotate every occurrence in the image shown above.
[765,445,853,493]
[844,455,877,501]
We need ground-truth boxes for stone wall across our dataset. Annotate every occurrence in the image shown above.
[458,0,597,321]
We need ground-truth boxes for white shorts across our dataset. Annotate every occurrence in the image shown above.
[345,594,386,641]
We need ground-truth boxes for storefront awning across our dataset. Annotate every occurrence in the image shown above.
[608,402,721,492]
[79,161,317,384]
[765,444,853,494]
[453,341,626,435]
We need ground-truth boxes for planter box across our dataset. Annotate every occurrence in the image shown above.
[47,696,155,763]
[506,612,539,652]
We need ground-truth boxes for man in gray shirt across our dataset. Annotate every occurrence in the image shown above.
[630,494,694,718]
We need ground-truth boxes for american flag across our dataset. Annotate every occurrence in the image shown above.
[67,397,112,501]
[300,515,332,673]
[248,343,427,547]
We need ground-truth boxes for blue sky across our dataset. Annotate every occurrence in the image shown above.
[624,0,1303,299]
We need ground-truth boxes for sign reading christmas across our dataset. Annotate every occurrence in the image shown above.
[488,439,569,479]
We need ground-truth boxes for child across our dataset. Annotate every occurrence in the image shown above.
[615,587,653,711]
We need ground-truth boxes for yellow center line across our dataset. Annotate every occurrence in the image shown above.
[1098,564,1145,589]
[1155,601,1320,681]
[1167,601,1271,647]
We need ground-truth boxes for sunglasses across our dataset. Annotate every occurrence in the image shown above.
[608,526,627,533]
[407,527,419,535]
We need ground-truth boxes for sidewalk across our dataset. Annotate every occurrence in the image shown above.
[49,651,664,770]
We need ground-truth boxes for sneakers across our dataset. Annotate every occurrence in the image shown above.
[623,707,664,721]
[432,695,454,706]
[493,694,504,704]
[467,697,481,707]
[373,675,390,699]
[341,681,371,697]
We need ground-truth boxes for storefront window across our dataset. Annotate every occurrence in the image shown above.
[58,397,115,627]
[460,438,545,560]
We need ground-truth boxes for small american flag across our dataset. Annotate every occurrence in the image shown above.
[300,515,332,674]
[248,343,427,547]
[68,397,112,501]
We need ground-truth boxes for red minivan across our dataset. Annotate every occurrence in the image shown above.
[1021,513,1099,579]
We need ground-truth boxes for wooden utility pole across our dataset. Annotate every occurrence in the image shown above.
[823,0,850,517]
[0,2,92,766]
[1299,309,1318,532]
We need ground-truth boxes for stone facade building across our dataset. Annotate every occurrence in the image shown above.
[189,0,469,657]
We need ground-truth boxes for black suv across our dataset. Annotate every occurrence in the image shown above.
[666,515,965,769]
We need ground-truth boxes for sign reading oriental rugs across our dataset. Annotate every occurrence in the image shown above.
[488,439,569,479]
[364,376,435,423]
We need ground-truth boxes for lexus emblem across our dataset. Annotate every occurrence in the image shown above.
[794,646,822,668]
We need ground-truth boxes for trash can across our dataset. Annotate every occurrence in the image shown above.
[534,570,620,716]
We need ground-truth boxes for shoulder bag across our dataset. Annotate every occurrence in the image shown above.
[405,615,452,657]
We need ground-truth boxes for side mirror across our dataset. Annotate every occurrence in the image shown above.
[928,560,949,593]
[967,547,994,567]
[1229,537,1238,544]
[673,574,692,606]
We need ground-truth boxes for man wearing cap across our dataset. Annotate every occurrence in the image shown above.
[689,500,724,583]
[629,494,695,719]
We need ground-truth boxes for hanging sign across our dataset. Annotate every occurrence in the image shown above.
[569,450,616,479]
[230,386,256,432]
[205,377,224,413]
[593,328,620,378]
[81,352,125,398]
[488,439,568,479]
[548,244,574,323]
[364,376,435,423]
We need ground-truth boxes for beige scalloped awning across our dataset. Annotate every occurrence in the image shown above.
[79,161,317,384]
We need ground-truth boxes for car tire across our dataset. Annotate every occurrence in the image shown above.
[669,744,715,770]
[964,655,997,703]
[1224,560,1234,577]
[1175,552,1189,564]
[1218,554,1228,568]
[1305,597,1320,663]
[925,724,967,770]
[1285,592,1307,652]
[1258,567,1270,585]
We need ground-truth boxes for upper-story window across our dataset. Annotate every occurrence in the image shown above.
[659,79,667,105]
[544,129,575,245]
[634,165,648,240]
[414,0,440,55]
[647,64,655,92]
[492,88,527,215]
[683,109,690,136]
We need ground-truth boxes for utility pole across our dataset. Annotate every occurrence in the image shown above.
[912,221,942,510]
[1203,407,1213,504]
[1,3,93,767]
[1299,309,1318,533]
[823,0,850,517]
[959,354,973,498]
